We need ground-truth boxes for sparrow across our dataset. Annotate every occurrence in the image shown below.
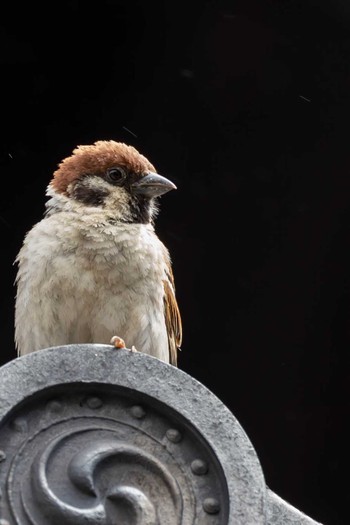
[14,140,182,365]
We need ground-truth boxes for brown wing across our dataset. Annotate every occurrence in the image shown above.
[163,262,182,366]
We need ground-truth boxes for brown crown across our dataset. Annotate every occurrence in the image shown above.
[51,140,156,194]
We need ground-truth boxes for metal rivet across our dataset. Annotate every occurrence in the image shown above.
[130,405,146,418]
[86,397,103,409]
[11,417,27,433]
[0,450,6,463]
[166,428,182,443]
[203,497,220,514]
[46,400,63,412]
[191,459,208,475]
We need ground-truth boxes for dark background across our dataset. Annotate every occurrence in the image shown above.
[1,1,349,523]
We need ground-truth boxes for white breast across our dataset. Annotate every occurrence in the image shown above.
[15,207,170,362]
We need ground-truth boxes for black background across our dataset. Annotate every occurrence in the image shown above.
[1,1,350,523]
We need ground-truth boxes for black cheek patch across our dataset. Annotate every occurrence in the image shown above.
[71,181,109,206]
[128,195,152,224]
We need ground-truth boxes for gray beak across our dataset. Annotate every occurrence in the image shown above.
[131,172,177,197]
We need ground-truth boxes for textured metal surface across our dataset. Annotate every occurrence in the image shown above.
[267,491,322,525]
[2,391,226,524]
[0,345,322,524]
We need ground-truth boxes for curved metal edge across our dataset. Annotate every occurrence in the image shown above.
[0,344,267,525]
[267,490,323,525]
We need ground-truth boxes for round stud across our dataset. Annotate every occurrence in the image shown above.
[11,417,27,433]
[46,399,63,412]
[191,459,208,475]
[203,497,220,514]
[130,405,146,418]
[86,396,103,409]
[165,428,182,443]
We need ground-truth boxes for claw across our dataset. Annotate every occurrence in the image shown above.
[110,335,126,349]
[110,336,138,354]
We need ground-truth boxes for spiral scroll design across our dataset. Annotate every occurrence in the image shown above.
[0,387,228,524]
[15,429,181,524]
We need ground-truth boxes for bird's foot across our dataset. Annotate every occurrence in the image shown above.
[110,335,126,349]
[110,336,138,354]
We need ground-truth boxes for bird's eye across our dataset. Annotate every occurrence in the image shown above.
[106,167,127,184]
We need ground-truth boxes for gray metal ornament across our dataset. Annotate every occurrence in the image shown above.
[0,345,321,524]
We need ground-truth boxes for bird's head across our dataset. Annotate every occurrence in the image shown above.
[48,140,176,223]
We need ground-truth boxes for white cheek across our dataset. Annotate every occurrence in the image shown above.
[103,188,132,218]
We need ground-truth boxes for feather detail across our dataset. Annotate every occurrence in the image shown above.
[51,141,156,195]
[14,140,181,365]
[163,262,182,366]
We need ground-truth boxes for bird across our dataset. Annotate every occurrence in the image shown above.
[14,140,182,365]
